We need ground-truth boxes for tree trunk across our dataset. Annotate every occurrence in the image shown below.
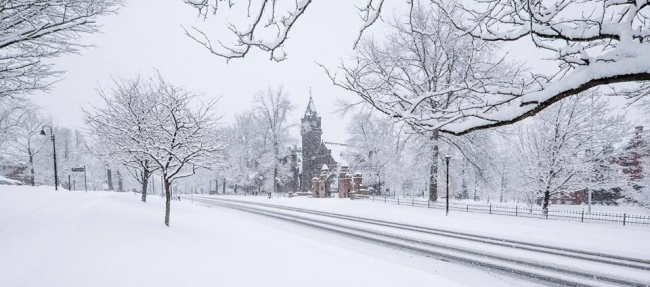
[543,168,555,215]
[141,168,149,203]
[117,171,123,192]
[429,130,439,202]
[273,164,278,194]
[542,187,551,216]
[107,168,114,191]
[164,178,172,226]
[234,184,238,194]
[28,149,35,186]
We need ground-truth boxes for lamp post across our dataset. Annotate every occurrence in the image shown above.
[40,125,58,191]
[445,155,451,216]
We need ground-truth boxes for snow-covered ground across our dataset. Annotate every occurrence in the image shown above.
[0,186,541,287]
[220,194,650,260]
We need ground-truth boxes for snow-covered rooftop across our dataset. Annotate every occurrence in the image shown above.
[327,144,348,165]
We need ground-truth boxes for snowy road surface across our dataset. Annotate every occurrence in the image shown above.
[2,186,545,287]
[213,194,650,260]
[193,196,650,287]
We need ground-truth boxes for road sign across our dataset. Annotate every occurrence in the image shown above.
[71,166,87,192]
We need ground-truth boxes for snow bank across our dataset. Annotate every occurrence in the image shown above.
[0,186,528,287]
[0,175,22,185]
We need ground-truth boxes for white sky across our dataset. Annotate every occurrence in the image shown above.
[31,0,647,143]
[33,0,369,144]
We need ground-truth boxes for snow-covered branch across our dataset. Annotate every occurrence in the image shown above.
[183,0,314,61]
[428,0,650,134]
[0,0,121,98]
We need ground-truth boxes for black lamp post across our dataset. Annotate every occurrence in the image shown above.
[445,155,451,216]
[40,125,58,191]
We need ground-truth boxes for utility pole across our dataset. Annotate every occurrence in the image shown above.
[40,125,58,191]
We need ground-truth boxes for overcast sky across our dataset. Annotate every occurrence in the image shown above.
[31,0,647,144]
[33,0,371,144]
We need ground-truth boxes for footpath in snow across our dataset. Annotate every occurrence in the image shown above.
[0,186,538,287]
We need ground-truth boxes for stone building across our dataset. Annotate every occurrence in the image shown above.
[300,96,337,192]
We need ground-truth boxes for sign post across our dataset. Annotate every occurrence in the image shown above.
[71,166,87,193]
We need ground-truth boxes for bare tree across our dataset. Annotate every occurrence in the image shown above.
[0,0,122,99]
[323,3,514,201]
[84,76,159,202]
[345,111,408,195]
[253,86,295,193]
[509,92,628,213]
[143,77,224,226]
[87,74,224,225]
[224,111,265,193]
[8,109,44,186]
[0,97,32,149]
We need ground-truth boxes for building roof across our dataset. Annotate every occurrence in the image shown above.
[327,143,348,165]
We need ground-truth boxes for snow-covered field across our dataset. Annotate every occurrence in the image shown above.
[221,194,650,260]
[1,186,541,287]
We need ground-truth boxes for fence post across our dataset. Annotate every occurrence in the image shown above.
[581,210,584,222]
[489,204,492,214]
[624,213,627,226]
[516,206,518,217]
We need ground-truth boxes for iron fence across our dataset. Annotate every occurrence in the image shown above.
[361,196,650,227]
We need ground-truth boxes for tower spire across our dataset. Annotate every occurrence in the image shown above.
[305,88,317,116]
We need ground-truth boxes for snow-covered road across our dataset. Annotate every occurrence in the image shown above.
[192,196,650,287]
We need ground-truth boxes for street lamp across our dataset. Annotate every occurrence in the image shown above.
[445,155,451,216]
[40,125,58,191]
